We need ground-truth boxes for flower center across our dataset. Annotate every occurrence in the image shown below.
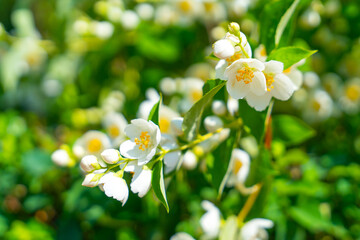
[159,117,171,133]
[107,124,120,138]
[233,159,243,175]
[179,1,191,12]
[236,66,254,84]
[135,131,151,151]
[204,2,214,12]
[346,85,360,101]
[260,47,267,57]
[87,138,102,153]
[191,89,202,102]
[226,52,243,65]
[312,100,321,112]
[264,73,275,91]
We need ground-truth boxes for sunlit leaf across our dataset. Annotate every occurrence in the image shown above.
[151,160,169,212]
[267,47,317,70]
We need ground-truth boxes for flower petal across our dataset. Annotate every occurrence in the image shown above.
[249,71,267,96]
[271,73,296,101]
[119,140,144,159]
[226,78,250,99]
[130,166,152,198]
[264,60,283,74]
[245,92,272,111]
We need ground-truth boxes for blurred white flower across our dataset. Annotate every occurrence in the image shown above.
[227,149,250,187]
[200,200,221,239]
[72,130,112,160]
[51,149,72,167]
[160,77,177,96]
[101,91,126,113]
[135,3,154,20]
[161,134,181,174]
[99,172,129,205]
[180,78,204,112]
[170,232,195,240]
[92,21,114,39]
[240,218,274,240]
[303,89,333,122]
[102,112,127,146]
[155,5,179,26]
[254,44,267,62]
[339,78,360,114]
[303,71,320,88]
[227,97,239,116]
[120,119,161,165]
[170,117,184,136]
[212,100,227,116]
[121,10,139,30]
[300,8,321,29]
[182,150,197,170]
[159,106,181,135]
[204,115,223,132]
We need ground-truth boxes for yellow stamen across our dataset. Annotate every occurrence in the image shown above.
[226,52,243,65]
[135,131,151,151]
[179,1,191,12]
[107,124,120,138]
[264,73,275,92]
[236,66,254,84]
[87,138,102,153]
[283,67,291,74]
[233,159,243,175]
[159,117,171,133]
[346,85,360,101]
[260,47,267,57]
[203,2,214,12]
[191,89,202,102]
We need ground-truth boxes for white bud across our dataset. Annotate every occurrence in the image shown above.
[51,149,71,167]
[212,100,227,116]
[121,10,139,30]
[101,149,120,164]
[171,117,184,136]
[82,173,101,187]
[182,150,197,170]
[204,116,223,132]
[227,97,239,116]
[213,39,235,59]
[160,77,177,96]
[80,155,101,172]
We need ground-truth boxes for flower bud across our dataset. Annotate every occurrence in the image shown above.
[101,149,120,164]
[171,117,184,136]
[182,150,197,170]
[80,155,101,172]
[228,22,240,35]
[204,116,223,132]
[212,100,227,116]
[82,172,102,187]
[213,39,235,59]
[51,149,71,167]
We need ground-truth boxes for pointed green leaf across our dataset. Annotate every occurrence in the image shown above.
[272,115,316,146]
[148,94,162,126]
[151,160,169,212]
[275,0,300,47]
[182,81,225,141]
[267,47,317,70]
[202,79,226,95]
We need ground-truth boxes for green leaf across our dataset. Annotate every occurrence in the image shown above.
[182,81,225,141]
[151,160,169,212]
[23,195,50,213]
[202,79,226,95]
[260,0,294,53]
[21,149,52,177]
[272,115,316,146]
[275,0,301,47]
[207,130,236,198]
[267,47,317,70]
[148,94,162,126]
[219,215,238,240]
[238,100,266,143]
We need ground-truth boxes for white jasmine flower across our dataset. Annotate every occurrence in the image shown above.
[339,78,360,114]
[245,60,296,111]
[199,1,227,23]
[121,10,139,30]
[303,90,333,122]
[213,39,235,59]
[200,200,221,239]
[212,100,227,116]
[92,21,114,39]
[254,44,267,62]
[102,112,127,146]
[304,71,320,88]
[155,5,179,26]
[204,115,223,132]
[137,88,160,119]
[240,218,274,240]
[170,232,195,240]
[227,149,250,187]
[322,73,343,98]
[135,3,154,20]
[300,8,321,29]
[99,172,129,205]
[51,149,72,167]
[180,78,204,112]
[80,155,101,172]
[161,134,181,174]
[159,106,181,135]
[160,77,177,96]
[224,58,266,99]
[101,149,120,164]
[182,150,197,170]
[129,165,152,198]
[72,130,112,159]
[120,119,161,165]
[170,117,184,136]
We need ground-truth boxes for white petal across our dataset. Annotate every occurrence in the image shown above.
[245,92,272,111]
[271,74,296,101]
[164,151,181,174]
[246,58,265,71]
[249,71,267,96]
[130,166,152,198]
[285,68,303,90]
[226,78,250,99]
[264,60,284,74]
[215,60,228,80]
[213,39,235,59]
[119,140,144,159]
